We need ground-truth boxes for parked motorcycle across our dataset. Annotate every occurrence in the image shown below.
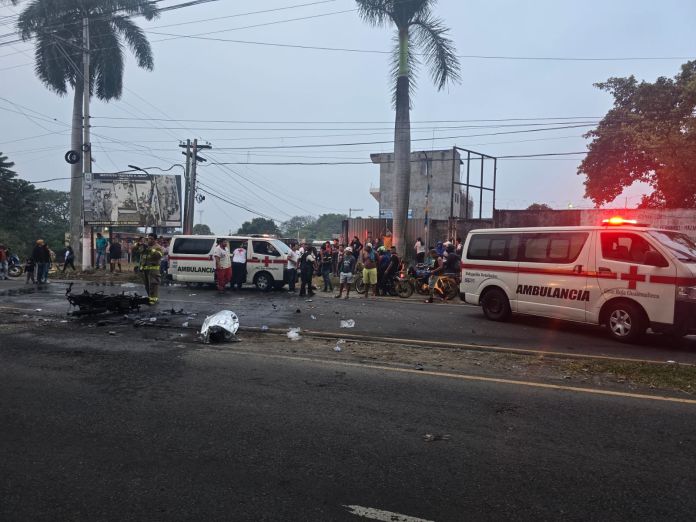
[407,265,432,296]
[8,253,23,277]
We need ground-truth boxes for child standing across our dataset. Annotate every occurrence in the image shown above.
[24,257,35,284]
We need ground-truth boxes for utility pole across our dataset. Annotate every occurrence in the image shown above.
[348,208,364,219]
[80,15,92,269]
[181,139,211,234]
[180,140,191,233]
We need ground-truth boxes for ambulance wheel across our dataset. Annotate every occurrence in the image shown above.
[254,272,273,292]
[605,301,646,343]
[481,287,511,321]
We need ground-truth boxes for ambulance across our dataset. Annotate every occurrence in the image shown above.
[460,218,696,342]
[168,235,292,290]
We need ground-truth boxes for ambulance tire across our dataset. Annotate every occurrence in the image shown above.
[253,271,274,292]
[481,287,511,322]
[605,300,646,343]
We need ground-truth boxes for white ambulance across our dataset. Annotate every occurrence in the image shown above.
[460,218,696,342]
[168,235,292,290]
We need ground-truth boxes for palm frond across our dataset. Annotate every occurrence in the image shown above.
[111,14,154,70]
[355,0,394,27]
[389,31,419,108]
[91,18,124,99]
[410,12,460,90]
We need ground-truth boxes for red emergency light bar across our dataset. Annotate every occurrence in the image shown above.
[601,216,648,227]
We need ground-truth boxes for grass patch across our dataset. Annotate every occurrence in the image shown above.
[565,360,696,394]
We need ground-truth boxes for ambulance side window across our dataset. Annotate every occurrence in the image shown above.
[252,241,280,257]
[228,240,244,251]
[467,235,518,261]
[601,232,664,265]
[172,238,215,255]
[521,233,588,263]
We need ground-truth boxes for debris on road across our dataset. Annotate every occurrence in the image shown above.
[310,315,317,320]
[200,310,240,344]
[65,283,149,316]
[261,325,269,331]
[340,319,355,328]
[35,308,42,312]
[423,433,451,442]
[108,331,116,336]
[287,327,302,341]
[181,322,189,328]
[334,339,345,352]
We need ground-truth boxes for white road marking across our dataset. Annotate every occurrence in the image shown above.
[344,505,435,522]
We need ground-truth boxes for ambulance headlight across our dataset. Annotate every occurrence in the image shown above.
[677,286,696,301]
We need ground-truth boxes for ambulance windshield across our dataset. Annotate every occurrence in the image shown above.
[649,231,696,262]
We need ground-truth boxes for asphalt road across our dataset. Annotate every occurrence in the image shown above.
[1,323,695,521]
[1,278,695,364]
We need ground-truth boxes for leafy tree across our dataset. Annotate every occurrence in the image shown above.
[356,0,460,253]
[526,203,553,211]
[280,215,316,239]
[237,218,280,236]
[579,61,696,208]
[313,213,347,239]
[192,223,212,235]
[16,0,159,262]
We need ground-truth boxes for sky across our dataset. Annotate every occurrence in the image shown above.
[1,0,695,234]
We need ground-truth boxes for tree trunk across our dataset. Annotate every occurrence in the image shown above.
[70,82,84,268]
[393,27,411,257]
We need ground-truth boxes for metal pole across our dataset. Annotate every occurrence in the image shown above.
[492,157,498,216]
[187,139,198,234]
[182,139,191,233]
[479,153,484,220]
[465,151,471,219]
[81,16,92,269]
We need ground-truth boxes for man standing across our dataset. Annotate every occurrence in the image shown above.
[299,246,316,297]
[231,242,247,290]
[214,238,232,294]
[32,239,51,284]
[95,233,108,270]
[0,244,8,280]
[425,249,444,304]
[139,233,164,305]
[109,238,122,273]
[335,246,355,299]
[361,243,377,299]
[62,245,76,272]
[286,242,299,293]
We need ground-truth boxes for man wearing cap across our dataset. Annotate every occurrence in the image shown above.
[139,233,164,304]
[335,246,355,299]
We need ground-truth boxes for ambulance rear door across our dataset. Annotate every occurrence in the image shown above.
[169,236,215,282]
[516,231,591,322]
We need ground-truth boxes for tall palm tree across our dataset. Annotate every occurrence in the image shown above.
[356,0,460,254]
[15,0,159,266]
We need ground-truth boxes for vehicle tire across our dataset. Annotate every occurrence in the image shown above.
[415,280,430,295]
[8,265,22,277]
[481,287,512,321]
[396,280,414,298]
[445,280,459,300]
[253,271,274,291]
[354,274,366,294]
[605,301,646,343]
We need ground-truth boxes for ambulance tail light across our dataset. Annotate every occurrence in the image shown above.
[677,286,696,301]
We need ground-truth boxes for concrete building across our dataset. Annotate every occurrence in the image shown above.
[369,149,474,221]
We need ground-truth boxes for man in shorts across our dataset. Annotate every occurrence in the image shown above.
[361,243,378,298]
[335,246,355,299]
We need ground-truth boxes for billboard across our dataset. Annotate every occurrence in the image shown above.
[84,172,182,227]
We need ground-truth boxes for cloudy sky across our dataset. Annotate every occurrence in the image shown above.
[1,0,695,234]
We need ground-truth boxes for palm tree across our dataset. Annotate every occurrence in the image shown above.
[15,0,159,267]
[356,0,460,254]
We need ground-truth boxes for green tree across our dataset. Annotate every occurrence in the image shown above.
[579,61,696,208]
[192,223,212,235]
[0,153,38,254]
[526,203,553,211]
[313,213,347,239]
[237,218,280,236]
[356,0,460,253]
[280,215,316,239]
[16,0,159,263]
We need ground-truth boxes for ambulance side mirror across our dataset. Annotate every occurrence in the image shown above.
[644,251,669,268]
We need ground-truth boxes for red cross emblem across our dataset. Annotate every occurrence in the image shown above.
[620,265,646,290]
[262,256,270,267]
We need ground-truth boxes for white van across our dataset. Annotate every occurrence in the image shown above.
[460,218,696,342]
[168,235,292,291]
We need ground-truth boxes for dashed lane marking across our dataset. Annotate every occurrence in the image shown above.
[343,505,435,522]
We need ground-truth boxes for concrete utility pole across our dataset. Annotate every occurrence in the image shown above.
[80,15,92,269]
[180,140,191,233]
[181,140,211,234]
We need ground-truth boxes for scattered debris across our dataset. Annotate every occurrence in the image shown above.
[120,283,137,288]
[200,310,240,343]
[189,293,197,296]
[305,299,313,303]
[260,325,269,331]
[65,283,149,316]
[149,317,157,322]
[35,308,42,312]
[334,339,345,352]
[287,327,302,341]
[340,319,355,328]
[415,364,424,371]
[667,360,676,364]
[310,315,317,320]
[181,322,189,328]
[108,331,116,336]
[423,433,451,442]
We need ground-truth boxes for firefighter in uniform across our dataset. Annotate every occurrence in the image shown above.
[138,233,164,305]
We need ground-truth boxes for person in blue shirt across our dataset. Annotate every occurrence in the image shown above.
[95,233,108,270]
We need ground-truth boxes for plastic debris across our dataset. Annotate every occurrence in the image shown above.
[149,317,157,322]
[108,331,116,336]
[667,360,676,364]
[189,293,197,296]
[423,433,451,442]
[200,310,240,343]
[310,315,317,320]
[261,325,269,331]
[182,322,189,328]
[340,319,355,328]
[286,327,302,341]
[334,339,345,352]
[305,299,313,303]
[35,308,42,312]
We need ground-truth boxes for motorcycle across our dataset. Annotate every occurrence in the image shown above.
[407,265,432,296]
[8,253,23,278]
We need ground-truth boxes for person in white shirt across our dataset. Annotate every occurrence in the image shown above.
[286,242,299,292]
[415,237,426,264]
[214,239,232,293]
[231,244,247,290]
